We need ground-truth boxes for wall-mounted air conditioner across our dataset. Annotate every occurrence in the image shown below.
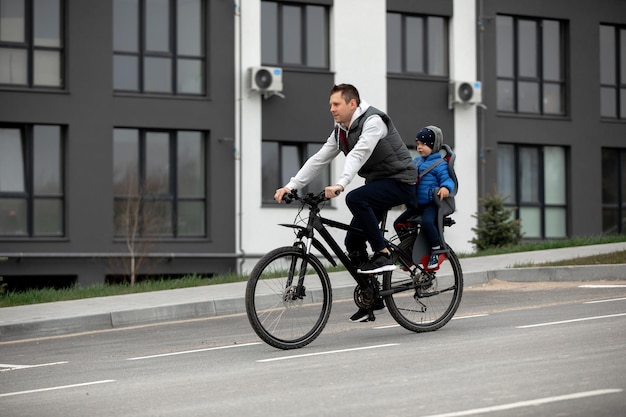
[449,80,482,108]
[249,66,283,93]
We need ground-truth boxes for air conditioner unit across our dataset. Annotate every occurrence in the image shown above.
[450,80,482,105]
[249,66,283,93]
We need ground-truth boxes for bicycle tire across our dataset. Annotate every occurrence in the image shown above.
[245,246,332,350]
[383,237,463,333]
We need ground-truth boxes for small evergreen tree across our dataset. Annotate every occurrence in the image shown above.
[470,189,523,251]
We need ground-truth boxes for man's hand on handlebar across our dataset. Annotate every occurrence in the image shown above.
[324,184,344,199]
[274,187,292,203]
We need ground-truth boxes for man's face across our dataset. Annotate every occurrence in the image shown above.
[329,92,356,126]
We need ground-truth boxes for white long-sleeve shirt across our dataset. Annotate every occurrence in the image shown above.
[285,100,388,191]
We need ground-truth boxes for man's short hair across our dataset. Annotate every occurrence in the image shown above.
[330,83,360,106]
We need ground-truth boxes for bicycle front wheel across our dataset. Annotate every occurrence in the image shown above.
[383,238,463,333]
[245,246,332,350]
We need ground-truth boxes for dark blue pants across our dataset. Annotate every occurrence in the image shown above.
[394,202,441,249]
[344,179,415,255]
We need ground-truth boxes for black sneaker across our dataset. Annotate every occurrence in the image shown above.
[349,298,387,322]
[357,252,396,274]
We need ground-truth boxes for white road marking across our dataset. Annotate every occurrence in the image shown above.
[579,284,626,288]
[126,342,261,361]
[374,314,488,329]
[517,312,626,329]
[257,343,398,363]
[585,297,626,304]
[419,389,622,417]
[0,380,116,398]
[453,314,489,320]
[0,361,68,372]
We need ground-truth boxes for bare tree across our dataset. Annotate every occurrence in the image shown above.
[111,178,162,285]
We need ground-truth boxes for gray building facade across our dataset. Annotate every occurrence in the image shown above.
[1,0,625,288]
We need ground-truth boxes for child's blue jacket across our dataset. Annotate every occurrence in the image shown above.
[414,153,455,205]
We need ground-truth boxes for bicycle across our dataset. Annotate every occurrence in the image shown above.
[245,186,463,350]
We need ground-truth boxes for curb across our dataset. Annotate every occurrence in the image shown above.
[1,265,625,342]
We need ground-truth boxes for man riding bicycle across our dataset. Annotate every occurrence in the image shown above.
[274,83,417,322]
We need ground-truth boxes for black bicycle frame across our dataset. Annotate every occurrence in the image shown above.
[283,205,401,290]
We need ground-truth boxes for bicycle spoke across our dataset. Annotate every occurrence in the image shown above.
[246,247,332,350]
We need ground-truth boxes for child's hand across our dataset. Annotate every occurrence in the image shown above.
[437,187,450,200]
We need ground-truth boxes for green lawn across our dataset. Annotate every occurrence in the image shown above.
[1,235,625,308]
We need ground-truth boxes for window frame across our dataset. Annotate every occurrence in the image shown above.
[600,24,626,119]
[112,0,206,95]
[113,128,207,239]
[0,123,65,238]
[496,15,567,116]
[386,12,449,78]
[497,143,569,240]
[261,140,330,205]
[260,0,329,70]
[0,0,65,89]
[601,147,626,234]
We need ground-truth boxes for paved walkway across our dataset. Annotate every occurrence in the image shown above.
[1,242,625,342]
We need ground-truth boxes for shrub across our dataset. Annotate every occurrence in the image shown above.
[470,189,523,251]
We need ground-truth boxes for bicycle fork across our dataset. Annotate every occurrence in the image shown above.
[284,240,312,301]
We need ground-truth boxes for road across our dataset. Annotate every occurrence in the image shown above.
[1,280,625,417]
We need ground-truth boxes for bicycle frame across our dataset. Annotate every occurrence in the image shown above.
[280,194,417,290]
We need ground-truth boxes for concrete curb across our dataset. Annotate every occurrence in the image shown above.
[1,264,625,342]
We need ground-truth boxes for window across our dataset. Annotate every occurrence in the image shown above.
[387,13,448,76]
[496,16,566,115]
[497,144,567,239]
[261,1,328,68]
[601,148,626,234]
[0,124,64,237]
[600,24,626,119]
[0,0,64,88]
[261,141,329,204]
[113,0,205,95]
[113,128,206,237]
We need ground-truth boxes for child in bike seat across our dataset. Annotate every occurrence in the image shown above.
[396,125,455,270]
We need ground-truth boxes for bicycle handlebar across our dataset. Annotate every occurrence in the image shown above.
[281,190,331,206]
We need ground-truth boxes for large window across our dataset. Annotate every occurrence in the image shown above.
[113,0,205,95]
[262,141,329,204]
[113,128,206,238]
[261,1,328,69]
[496,15,566,115]
[0,125,64,237]
[0,0,64,88]
[387,13,448,76]
[600,24,626,119]
[497,144,568,239]
[602,148,626,234]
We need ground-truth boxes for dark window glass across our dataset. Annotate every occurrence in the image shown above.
[0,124,64,237]
[261,1,328,69]
[113,0,205,95]
[261,141,329,204]
[0,0,64,88]
[113,128,207,238]
[600,24,626,119]
[496,15,566,115]
[497,144,568,239]
[601,148,626,234]
[387,12,448,76]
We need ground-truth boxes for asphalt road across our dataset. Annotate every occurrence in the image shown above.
[1,280,625,417]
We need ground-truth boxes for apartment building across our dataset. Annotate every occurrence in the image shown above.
[1,0,625,286]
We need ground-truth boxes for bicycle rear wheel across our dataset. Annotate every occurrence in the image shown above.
[245,246,332,350]
[383,237,463,332]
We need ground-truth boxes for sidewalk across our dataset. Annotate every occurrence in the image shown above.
[1,242,625,342]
